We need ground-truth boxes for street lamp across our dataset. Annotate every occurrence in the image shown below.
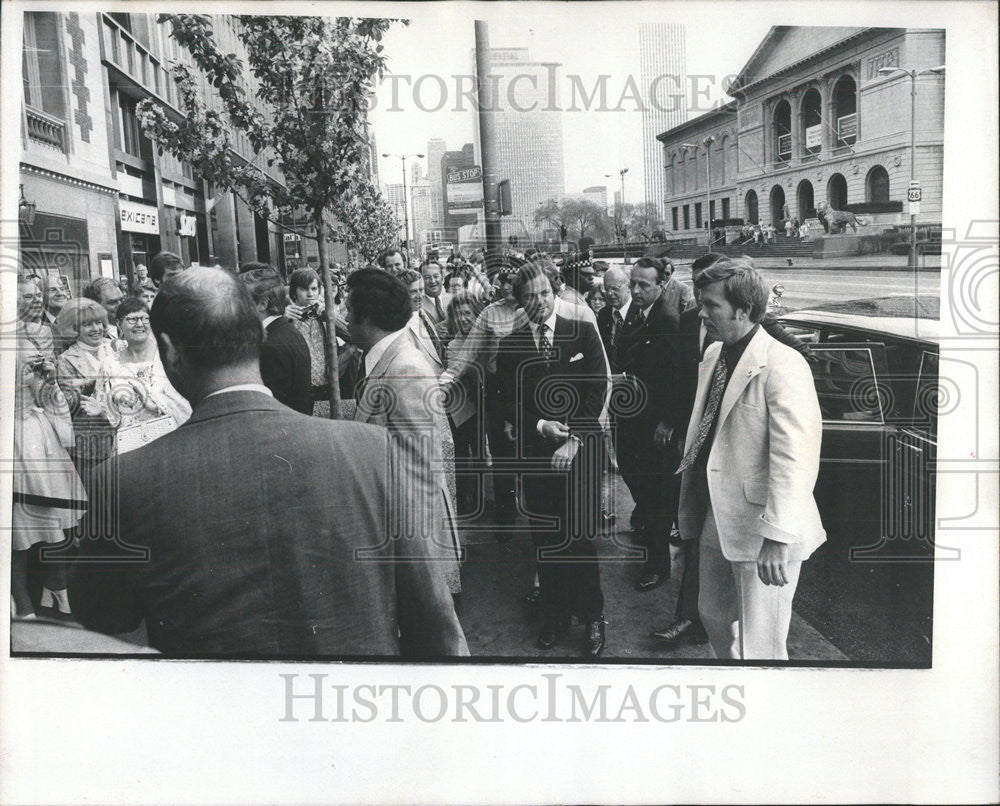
[684,137,715,252]
[382,152,424,258]
[605,168,629,256]
[877,65,945,269]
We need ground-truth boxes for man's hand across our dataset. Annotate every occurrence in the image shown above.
[538,419,570,442]
[551,437,580,471]
[653,421,674,451]
[757,538,789,586]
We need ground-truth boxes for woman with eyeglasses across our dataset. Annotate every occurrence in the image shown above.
[99,297,191,445]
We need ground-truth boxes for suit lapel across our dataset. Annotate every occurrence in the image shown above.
[686,346,722,445]
[354,334,409,423]
[715,329,769,429]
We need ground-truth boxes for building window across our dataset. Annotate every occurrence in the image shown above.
[721,197,731,220]
[683,205,690,230]
[694,202,702,229]
[22,12,68,151]
[672,207,679,231]
[709,200,716,226]
[773,99,792,164]
[866,165,890,203]
[117,93,152,159]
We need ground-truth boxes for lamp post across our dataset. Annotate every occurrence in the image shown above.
[684,137,715,252]
[877,65,945,269]
[605,167,629,258]
[382,152,424,258]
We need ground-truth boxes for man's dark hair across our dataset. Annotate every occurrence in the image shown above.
[633,256,668,283]
[150,267,262,369]
[346,268,412,333]
[115,295,148,321]
[238,267,288,316]
[288,267,321,299]
[694,260,769,323]
[512,262,549,304]
[149,251,185,284]
[378,248,405,269]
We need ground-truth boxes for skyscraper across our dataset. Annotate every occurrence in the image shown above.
[487,47,565,231]
[639,23,687,220]
[426,137,447,228]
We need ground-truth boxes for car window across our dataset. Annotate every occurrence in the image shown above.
[806,343,891,424]
[912,350,940,435]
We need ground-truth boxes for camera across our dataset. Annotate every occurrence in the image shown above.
[303,302,321,319]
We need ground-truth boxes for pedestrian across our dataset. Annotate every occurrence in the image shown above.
[496,262,610,656]
[69,267,469,657]
[677,260,825,660]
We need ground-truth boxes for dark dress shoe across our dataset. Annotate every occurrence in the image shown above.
[651,619,708,645]
[635,569,668,592]
[584,618,606,657]
[537,617,569,650]
[629,507,644,532]
[668,525,684,547]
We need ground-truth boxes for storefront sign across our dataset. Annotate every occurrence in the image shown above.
[120,200,159,234]
[178,214,197,237]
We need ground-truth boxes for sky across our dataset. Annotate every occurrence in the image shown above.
[369,4,774,202]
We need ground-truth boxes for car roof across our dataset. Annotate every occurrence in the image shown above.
[780,296,940,345]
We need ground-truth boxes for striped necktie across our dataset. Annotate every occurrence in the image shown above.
[609,310,624,371]
[538,323,553,361]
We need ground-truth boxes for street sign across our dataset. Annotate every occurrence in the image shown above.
[446,164,484,214]
[907,184,922,203]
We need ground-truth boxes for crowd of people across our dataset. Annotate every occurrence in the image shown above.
[12,242,826,661]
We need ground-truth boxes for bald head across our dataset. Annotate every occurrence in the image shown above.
[150,266,263,374]
[602,266,631,310]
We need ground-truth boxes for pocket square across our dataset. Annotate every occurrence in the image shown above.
[569,353,584,362]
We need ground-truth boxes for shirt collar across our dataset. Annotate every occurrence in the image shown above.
[262,315,281,329]
[364,328,407,375]
[528,308,558,337]
[615,298,632,320]
[205,384,273,400]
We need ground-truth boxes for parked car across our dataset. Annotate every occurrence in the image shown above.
[779,296,939,663]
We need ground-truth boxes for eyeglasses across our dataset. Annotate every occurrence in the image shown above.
[123,314,151,326]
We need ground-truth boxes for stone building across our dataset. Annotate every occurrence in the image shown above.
[657,27,945,241]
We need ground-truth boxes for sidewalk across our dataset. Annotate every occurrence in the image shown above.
[671,251,942,272]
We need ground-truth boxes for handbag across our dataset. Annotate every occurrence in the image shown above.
[117,414,176,454]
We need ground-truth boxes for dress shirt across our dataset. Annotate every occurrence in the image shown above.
[613,297,633,325]
[205,384,274,399]
[262,315,281,330]
[527,310,559,352]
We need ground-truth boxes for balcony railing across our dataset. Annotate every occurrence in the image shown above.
[25,106,66,151]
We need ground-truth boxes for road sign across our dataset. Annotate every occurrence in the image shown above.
[907,184,922,203]
[446,164,484,213]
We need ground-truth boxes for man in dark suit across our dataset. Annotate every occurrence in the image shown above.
[68,267,469,658]
[496,263,611,656]
[239,267,313,415]
[616,256,689,592]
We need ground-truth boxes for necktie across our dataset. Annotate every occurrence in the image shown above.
[609,310,624,371]
[435,296,444,321]
[538,323,553,361]
[420,311,444,361]
[676,347,729,474]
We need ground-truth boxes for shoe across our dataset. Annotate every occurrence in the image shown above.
[635,569,668,592]
[40,586,72,616]
[536,617,569,650]
[584,618,606,657]
[668,526,683,547]
[629,507,644,532]
[651,618,709,645]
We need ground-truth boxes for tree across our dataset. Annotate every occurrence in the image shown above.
[622,202,666,241]
[533,197,613,243]
[136,14,402,418]
[533,198,570,232]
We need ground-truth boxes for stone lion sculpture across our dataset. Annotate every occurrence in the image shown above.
[816,201,868,234]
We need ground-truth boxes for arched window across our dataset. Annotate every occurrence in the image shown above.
[797,179,815,221]
[745,190,759,224]
[801,88,823,157]
[831,75,858,147]
[866,165,890,203]
[773,100,792,164]
[827,173,848,209]
[769,185,785,228]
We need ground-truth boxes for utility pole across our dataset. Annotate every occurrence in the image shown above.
[475,21,501,257]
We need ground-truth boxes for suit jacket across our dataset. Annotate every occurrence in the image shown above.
[659,276,696,333]
[354,333,462,575]
[496,314,608,461]
[69,391,468,657]
[596,301,643,374]
[619,292,686,435]
[407,311,445,371]
[261,316,312,415]
[421,290,452,327]
[678,329,826,562]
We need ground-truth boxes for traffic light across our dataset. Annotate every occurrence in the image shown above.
[498,179,512,216]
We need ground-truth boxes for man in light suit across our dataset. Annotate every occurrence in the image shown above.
[349,269,463,597]
[677,260,825,660]
[69,267,468,658]
[420,260,452,327]
[496,263,610,656]
[400,269,445,370]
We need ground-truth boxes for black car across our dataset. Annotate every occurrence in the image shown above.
[779,296,940,665]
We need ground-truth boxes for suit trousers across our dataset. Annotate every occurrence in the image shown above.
[697,512,801,661]
[520,460,604,624]
[450,413,484,515]
[484,381,516,513]
[614,419,679,572]
[674,538,701,623]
